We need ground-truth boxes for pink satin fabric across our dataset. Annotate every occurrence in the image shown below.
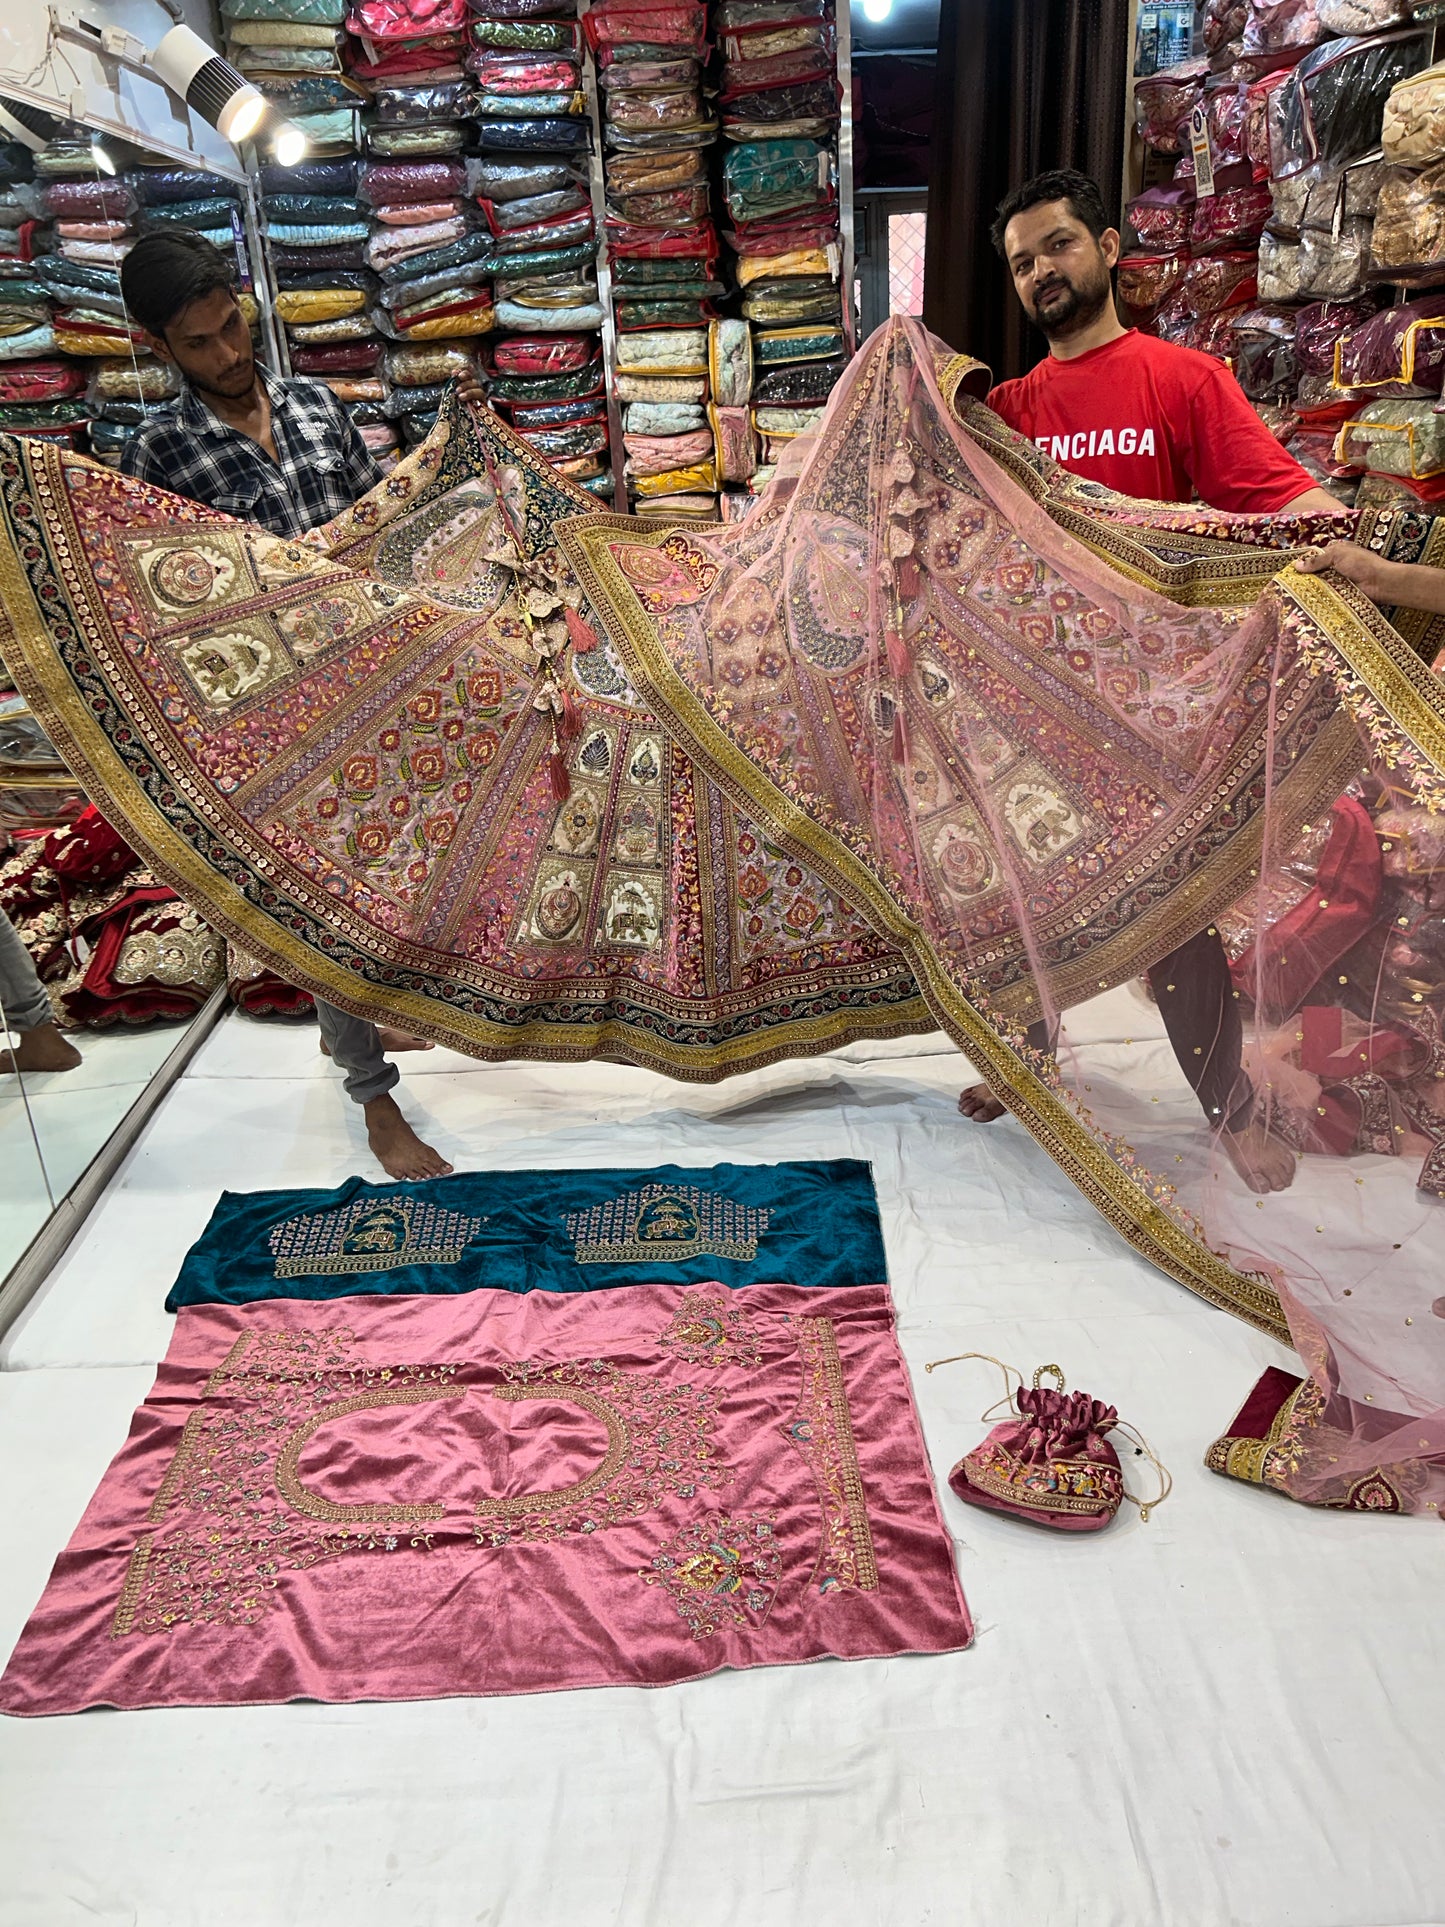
[0,1283,970,1714]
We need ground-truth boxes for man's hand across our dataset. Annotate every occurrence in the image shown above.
[1295,539,1445,616]
[454,369,488,411]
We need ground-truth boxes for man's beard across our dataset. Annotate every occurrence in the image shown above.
[192,356,256,402]
[1029,269,1111,340]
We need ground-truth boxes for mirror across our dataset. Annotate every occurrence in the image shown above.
[0,108,270,1299]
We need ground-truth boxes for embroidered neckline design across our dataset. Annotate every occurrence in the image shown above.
[268,1196,487,1278]
[563,1184,772,1265]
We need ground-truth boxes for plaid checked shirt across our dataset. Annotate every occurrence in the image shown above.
[118,370,383,538]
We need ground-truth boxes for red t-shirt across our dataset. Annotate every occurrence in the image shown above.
[987,329,1315,511]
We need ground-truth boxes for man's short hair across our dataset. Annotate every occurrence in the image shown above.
[990,169,1113,259]
[120,230,238,337]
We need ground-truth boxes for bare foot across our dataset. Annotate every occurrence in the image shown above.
[1,1021,82,1074]
[376,1027,435,1055]
[1220,1114,1296,1194]
[958,1082,1008,1122]
[321,1029,435,1059]
[363,1093,453,1181]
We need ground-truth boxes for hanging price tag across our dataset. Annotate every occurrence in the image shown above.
[1189,104,1215,199]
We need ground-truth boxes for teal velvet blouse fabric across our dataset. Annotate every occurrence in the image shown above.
[164,1160,884,1311]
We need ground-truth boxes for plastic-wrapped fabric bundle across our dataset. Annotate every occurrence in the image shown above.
[742,285,840,325]
[290,340,384,373]
[468,16,579,47]
[624,424,715,473]
[488,363,603,403]
[1298,220,1372,298]
[1293,295,1380,377]
[486,210,595,253]
[0,361,84,404]
[0,324,58,361]
[359,159,466,204]
[383,340,481,384]
[629,456,717,493]
[270,219,372,246]
[615,327,707,373]
[1117,252,1187,324]
[84,358,178,403]
[259,157,359,196]
[370,79,475,121]
[710,401,757,480]
[262,193,368,224]
[506,396,606,427]
[1125,182,1195,251]
[1180,251,1259,316]
[1134,56,1208,152]
[237,42,345,72]
[1371,158,1445,282]
[622,399,706,433]
[372,197,466,225]
[1381,57,1445,165]
[513,417,608,459]
[365,215,471,267]
[471,53,581,91]
[393,302,495,339]
[494,297,605,330]
[345,0,467,33]
[705,316,751,405]
[750,353,845,403]
[1336,395,1445,474]
[1272,30,1432,178]
[274,287,369,322]
[479,187,587,232]
[1257,231,1305,302]
[1333,294,1445,391]
[477,117,589,151]
[367,123,465,157]
[253,72,362,113]
[752,401,825,435]
[132,167,242,204]
[40,180,137,221]
[1190,179,1272,253]
[613,370,704,402]
[1229,306,1300,400]
[272,239,370,275]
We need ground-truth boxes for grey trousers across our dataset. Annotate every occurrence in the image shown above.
[0,911,53,1036]
[316,999,399,1107]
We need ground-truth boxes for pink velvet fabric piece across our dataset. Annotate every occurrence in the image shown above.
[0,1283,971,1714]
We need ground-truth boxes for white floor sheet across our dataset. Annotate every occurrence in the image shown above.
[0,1002,1441,1927]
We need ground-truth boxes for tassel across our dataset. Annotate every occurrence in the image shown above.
[885,628,910,680]
[566,605,599,654]
[891,708,909,765]
[559,684,583,743]
[896,555,920,600]
[548,748,571,803]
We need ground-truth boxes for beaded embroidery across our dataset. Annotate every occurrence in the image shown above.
[640,1511,782,1639]
[563,1183,771,1265]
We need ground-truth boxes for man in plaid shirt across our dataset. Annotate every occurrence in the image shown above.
[119,230,466,1182]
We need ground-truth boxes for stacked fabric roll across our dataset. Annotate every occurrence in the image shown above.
[219,0,389,460]
[472,0,607,493]
[347,0,491,455]
[588,0,716,517]
[0,139,93,453]
[716,0,842,498]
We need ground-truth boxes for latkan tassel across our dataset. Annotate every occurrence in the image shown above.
[548,747,571,803]
[885,628,910,680]
[559,683,583,744]
[891,708,909,765]
[565,605,599,654]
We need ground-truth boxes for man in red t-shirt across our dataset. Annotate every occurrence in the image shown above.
[985,168,1338,516]
[957,170,1344,1191]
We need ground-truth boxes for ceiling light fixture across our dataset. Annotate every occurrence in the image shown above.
[148,23,268,144]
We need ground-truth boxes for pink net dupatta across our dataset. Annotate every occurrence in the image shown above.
[560,315,1445,1520]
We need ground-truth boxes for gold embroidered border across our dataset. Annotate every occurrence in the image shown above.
[111,1535,155,1639]
[0,448,936,1077]
[146,1410,208,1524]
[274,1387,459,1523]
[813,1315,878,1591]
[965,1454,1121,1517]
[476,1384,627,1518]
[559,513,1293,1340]
[1279,563,1445,783]
[203,1332,253,1397]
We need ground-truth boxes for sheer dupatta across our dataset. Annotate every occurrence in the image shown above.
[562,316,1445,1519]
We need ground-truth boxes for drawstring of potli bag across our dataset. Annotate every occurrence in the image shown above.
[1114,1421,1172,1523]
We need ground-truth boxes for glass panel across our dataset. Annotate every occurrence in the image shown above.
[887,208,927,316]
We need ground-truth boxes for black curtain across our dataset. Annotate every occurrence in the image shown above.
[922,0,1132,382]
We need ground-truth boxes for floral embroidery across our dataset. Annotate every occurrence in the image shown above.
[473,1359,729,1545]
[963,1441,1123,1517]
[641,1511,781,1639]
[655,1288,774,1369]
[783,1318,878,1595]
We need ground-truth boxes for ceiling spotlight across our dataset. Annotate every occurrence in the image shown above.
[860,0,893,18]
[271,121,309,167]
[0,95,64,152]
[149,24,268,145]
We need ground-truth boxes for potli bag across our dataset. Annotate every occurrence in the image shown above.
[925,1356,1170,1533]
